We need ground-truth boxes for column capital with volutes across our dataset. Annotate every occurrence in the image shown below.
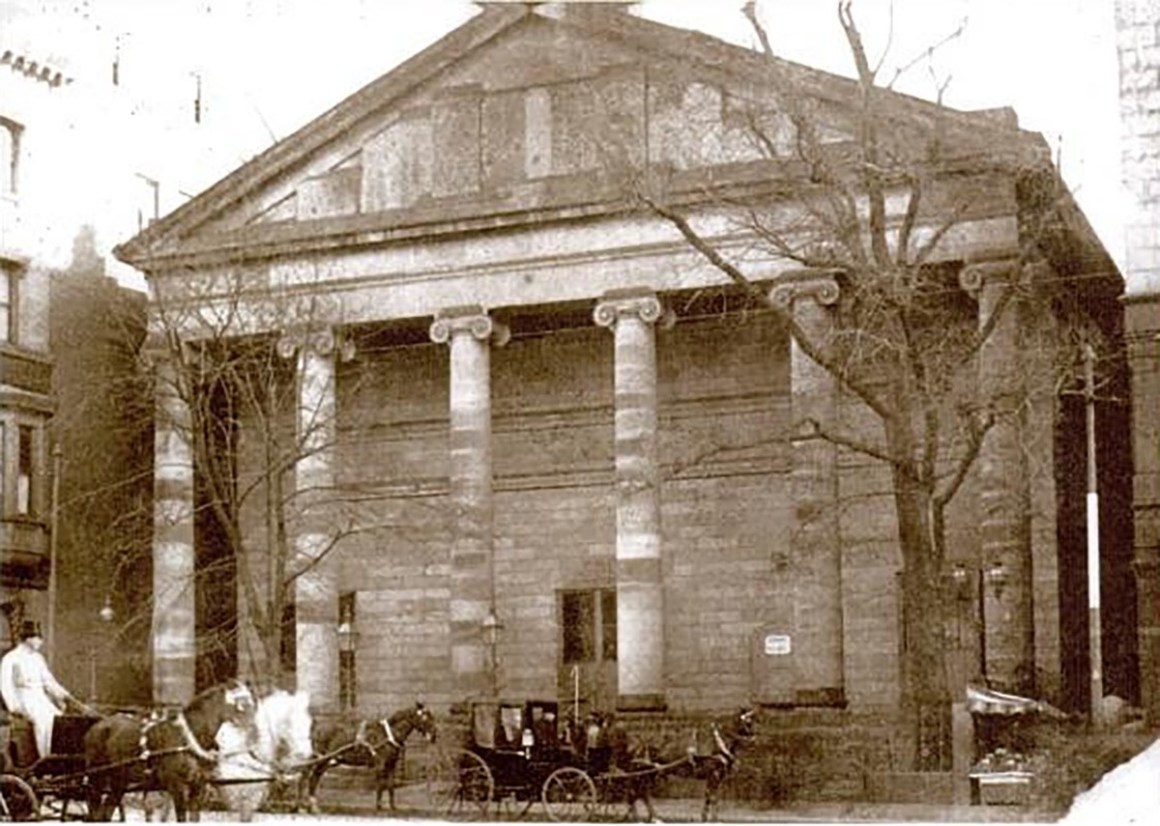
[958,257,1020,298]
[593,290,674,329]
[276,326,356,361]
[430,306,510,346]
[769,271,841,310]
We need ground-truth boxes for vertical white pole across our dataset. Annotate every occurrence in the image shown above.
[47,444,62,668]
[1084,344,1103,721]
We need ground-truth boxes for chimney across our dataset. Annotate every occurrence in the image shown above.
[532,1,637,22]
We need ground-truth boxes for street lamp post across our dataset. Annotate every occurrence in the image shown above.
[89,596,115,702]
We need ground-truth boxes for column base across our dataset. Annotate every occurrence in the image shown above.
[793,687,847,707]
[616,693,666,712]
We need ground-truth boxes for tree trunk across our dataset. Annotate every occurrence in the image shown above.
[888,419,952,771]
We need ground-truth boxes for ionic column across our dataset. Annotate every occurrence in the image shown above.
[962,260,1035,693]
[279,326,351,708]
[151,349,196,705]
[430,307,509,700]
[771,275,844,703]
[594,290,670,711]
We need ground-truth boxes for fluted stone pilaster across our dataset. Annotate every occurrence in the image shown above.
[770,275,844,703]
[965,259,1035,693]
[594,291,670,710]
[151,351,197,705]
[430,308,508,699]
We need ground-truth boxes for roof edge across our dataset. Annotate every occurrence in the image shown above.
[116,3,530,265]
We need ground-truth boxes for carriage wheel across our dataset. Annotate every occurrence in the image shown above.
[541,767,597,822]
[0,775,39,822]
[425,748,493,819]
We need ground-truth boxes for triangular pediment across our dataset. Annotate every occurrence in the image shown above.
[117,5,1029,268]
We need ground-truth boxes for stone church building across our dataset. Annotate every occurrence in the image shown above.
[116,4,1135,727]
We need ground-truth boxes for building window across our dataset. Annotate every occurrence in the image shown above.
[0,118,21,195]
[16,425,34,516]
[1,263,16,343]
[280,599,296,677]
[338,591,357,710]
[561,588,616,663]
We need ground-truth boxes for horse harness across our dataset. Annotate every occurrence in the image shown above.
[138,709,219,764]
[350,715,403,761]
[710,724,736,768]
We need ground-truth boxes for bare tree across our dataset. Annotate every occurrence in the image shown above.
[145,273,371,690]
[623,1,1118,767]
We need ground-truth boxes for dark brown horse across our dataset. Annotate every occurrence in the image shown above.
[299,702,435,813]
[681,706,758,822]
[83,680,257,821]
[581,711,669,822]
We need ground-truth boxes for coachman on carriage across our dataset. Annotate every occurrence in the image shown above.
[1,679,314,822]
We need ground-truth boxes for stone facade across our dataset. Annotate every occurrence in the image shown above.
[1117,0,1160,723]
[117,5,1126,724]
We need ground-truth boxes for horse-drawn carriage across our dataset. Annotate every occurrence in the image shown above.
[427,698,695,822]
[0,682,313,822]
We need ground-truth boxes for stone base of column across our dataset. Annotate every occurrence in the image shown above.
[793,687,846,707]
[616,693,667,712]
[951,702,975,805]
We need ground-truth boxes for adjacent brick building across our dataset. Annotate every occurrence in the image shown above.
[117,4,1132,735]
[0,48,68,642]
[1116,0,1160,723]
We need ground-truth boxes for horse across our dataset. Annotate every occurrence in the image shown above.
[212,689,314,821]
[681,706,758,822]
[83,679,257,822]
[299,701,436,814]
[580,711,667,822]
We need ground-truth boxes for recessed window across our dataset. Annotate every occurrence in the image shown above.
[561,588,616,664]
[1,264,15,343]
[16,425,33,516]
[280,599,296,677]
[338,591,357,710]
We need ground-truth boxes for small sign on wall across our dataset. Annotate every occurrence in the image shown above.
[751,626,795,705]
[764,633,792,656]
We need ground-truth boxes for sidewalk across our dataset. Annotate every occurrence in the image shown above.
[311,785,1048,823]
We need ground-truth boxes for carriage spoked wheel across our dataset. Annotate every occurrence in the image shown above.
[0,774,39,822]
[425,748,494,819]
[541,767,598,822]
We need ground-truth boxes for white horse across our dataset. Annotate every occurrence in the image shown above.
[213,689,314,821]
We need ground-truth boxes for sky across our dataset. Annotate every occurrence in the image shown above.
[1,0,1129,287]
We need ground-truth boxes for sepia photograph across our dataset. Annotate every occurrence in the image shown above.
[1,0,1157,822]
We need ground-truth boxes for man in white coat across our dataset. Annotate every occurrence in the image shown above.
[0,621,75,759]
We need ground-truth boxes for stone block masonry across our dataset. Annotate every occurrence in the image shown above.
[1117,0,1160,723]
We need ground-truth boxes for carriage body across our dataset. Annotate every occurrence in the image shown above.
[1,712,102,819]
[466,699,584,802]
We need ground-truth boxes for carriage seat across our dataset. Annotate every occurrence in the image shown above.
[4,712,37,769]
[51,714,100,756]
